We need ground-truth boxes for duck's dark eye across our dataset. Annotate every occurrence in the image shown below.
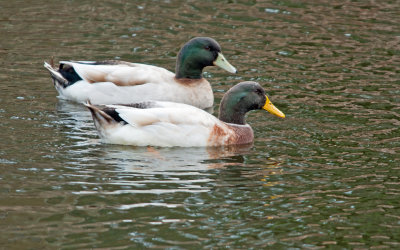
[204,46,211,51]
[255,88,263,95]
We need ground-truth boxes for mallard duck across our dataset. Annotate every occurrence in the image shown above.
[84,81,285,147]
[44,37,236,109]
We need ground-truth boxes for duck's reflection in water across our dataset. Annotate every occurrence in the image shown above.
[68,143,254,199]
[101,143,253,172]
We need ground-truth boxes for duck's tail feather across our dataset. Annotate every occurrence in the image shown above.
[44,61,69,88]
[85,102,116,127]
[84,102,127,137]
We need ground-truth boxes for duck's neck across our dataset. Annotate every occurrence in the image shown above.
[218,101,247,125]
[174,45,206,79]
[175,59,204,79]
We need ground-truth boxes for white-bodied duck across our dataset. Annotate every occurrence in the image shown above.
[44,37,236,109]
[85,81,285,147]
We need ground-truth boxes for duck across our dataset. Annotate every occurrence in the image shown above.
[44,37,236,109]
[84,81,285,147]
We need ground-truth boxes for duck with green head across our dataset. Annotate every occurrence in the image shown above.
[44,37,236,109]
[84,81,285,147]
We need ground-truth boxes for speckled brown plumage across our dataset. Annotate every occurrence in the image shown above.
[207,124,254,146]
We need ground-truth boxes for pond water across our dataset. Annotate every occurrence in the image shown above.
[0,0,399,248]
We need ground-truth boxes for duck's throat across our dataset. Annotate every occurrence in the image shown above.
[219,109,246,125]
[175,62,204,79]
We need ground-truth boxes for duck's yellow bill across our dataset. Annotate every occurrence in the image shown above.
[213,52,237,74]
[263,96,285,118]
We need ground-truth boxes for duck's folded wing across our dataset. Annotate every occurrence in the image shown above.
[113,102,219,128]
[60,61,174,86]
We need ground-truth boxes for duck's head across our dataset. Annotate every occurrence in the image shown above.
[175,37,237,79]
[219,81,285,125]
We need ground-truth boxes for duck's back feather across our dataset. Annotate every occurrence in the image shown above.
[60,61,174,86]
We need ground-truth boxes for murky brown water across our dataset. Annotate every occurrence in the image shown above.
[1,0,399,248]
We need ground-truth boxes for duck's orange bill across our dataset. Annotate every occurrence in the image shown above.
[263,96,285,118]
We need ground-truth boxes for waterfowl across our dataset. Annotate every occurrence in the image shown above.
[85,81,285,147]
[44,37,236,109]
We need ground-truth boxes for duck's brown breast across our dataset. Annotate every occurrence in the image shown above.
[208,123,254,146]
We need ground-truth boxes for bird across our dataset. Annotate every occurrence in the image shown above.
[44,37,236,109]
[84,81,285,147]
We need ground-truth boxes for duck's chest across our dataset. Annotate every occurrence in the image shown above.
[170,78,213,109]
[208,123,254,146]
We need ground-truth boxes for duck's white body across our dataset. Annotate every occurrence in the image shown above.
[44,37,238,109]
[86,101,253,147]
[45,61,214,109]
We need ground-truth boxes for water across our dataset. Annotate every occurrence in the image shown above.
[1,0,399,248]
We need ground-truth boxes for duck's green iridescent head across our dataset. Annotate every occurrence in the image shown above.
[219,81,285,125]
[175,37,236,79]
